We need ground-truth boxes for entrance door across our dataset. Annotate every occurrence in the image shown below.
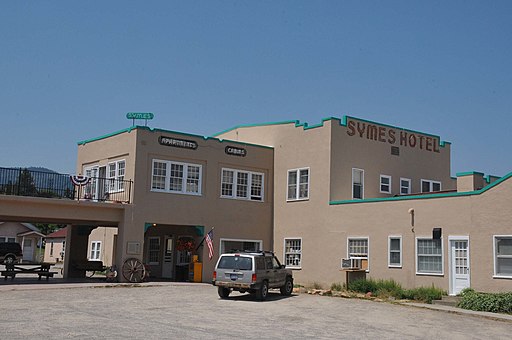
[161,236,174,279]
[449,238,470,295]
[22,239,34,262]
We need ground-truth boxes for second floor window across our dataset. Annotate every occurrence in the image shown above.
[221,168,264,201]
[108,160,125,192]
[287,168,309,201]
[380,175,392,194]
[352,168,364,199]
[421,179,441,193]
[151,159,202,195]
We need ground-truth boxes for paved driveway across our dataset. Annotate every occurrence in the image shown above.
[0,283,510,339]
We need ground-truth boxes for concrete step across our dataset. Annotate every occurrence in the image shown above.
[432,295,461,307]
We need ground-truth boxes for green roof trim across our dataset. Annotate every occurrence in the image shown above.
[77,125,273,150]
[456,171,485,177]
[330,172,512,206]
[213,115,451,147]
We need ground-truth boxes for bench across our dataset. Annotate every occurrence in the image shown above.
[72,261,105,272]
[1,263,58,281]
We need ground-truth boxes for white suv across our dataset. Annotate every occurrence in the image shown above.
[212,251,293,300]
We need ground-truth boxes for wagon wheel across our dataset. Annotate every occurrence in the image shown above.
[122,258,146,283]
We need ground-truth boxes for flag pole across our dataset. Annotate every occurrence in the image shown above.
[195,227,214,252]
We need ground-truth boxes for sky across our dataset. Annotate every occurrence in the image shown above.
[1,1,511,176]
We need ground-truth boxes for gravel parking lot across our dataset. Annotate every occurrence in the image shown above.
[0,283,510,339]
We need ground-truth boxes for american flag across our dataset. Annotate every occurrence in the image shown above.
[205,229,214,260]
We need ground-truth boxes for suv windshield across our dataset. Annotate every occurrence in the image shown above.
[217,256,252,270]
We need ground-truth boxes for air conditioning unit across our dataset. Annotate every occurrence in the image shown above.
[341,258,362,270]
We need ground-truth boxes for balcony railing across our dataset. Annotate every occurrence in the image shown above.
[0,167,132,204]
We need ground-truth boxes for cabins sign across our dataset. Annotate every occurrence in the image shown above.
[346,119,441,153]
[159,136,198,150]
[225,146,247,157]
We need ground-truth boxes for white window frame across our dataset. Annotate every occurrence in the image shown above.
[147,237,161,265]
[400,178,411,195]
[380,175,392,194]
[388,236,402,268]
[493,235,512,279]
[347,237,369,271]
[415,237,444,276]
[352,168,364,199]
[284,238,302,269]
[107,159,126,193]
[89,241,102,261]
[151,159,202,195]
[220,238,263,254]
[421,179,442,193]
[220,168,265,202]
[287,168,310,201]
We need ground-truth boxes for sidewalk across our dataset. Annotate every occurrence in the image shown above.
[402,301,512,323]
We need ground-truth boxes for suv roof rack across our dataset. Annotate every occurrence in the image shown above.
[226,249,274,255]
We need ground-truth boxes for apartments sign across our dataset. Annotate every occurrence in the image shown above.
[159,136,198,150]
[346,119,441,153]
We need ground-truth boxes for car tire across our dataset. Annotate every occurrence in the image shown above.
[256,280,269,301]
[4,255,15,265]
[218,287,231,299]
[280,277,293,296]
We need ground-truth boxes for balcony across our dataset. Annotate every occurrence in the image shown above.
[0,167,132,204]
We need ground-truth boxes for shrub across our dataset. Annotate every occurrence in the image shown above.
[402,285,444,304]
[458,289,512,314]
[330,282,344,291]
[348,278,378,294]
[347,278,443,303]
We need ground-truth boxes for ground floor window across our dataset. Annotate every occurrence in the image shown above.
[147,237,160,265]
[348,237,369,270]
[0,237,16,243]
[90,241,101,261]
[416,238,443,275]
[284,238,302,268]
[494,236,512,278]
[388,236,402,267]
[220,239,262,254]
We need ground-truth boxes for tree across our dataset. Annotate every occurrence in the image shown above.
[35,223,64,235]
[17,169,37,196]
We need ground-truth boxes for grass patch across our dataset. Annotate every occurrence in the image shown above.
[346,278,444,303]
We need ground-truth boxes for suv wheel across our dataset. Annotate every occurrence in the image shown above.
[280,277,293,296]
[4,255,15,265]
[218,287,231,299]
[256,280,269,301]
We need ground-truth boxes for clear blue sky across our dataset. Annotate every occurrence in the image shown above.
[1,1,511,176]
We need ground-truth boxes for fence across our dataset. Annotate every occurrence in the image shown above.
[0,167,132,203]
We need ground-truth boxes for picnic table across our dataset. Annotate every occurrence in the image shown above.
[1,263,57,281]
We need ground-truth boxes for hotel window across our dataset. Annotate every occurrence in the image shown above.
[90,241,101,261]
[400,178,411,195]
[416,238,443,275]
[352,168,364,199]
[388,236,402,267]
[380,175,392,194]
[148,237,160,265]
[348,237,369,270]
[220,168,264,201]
[287,168,309,201]
[421,179,441,193]
[494,236,512,278]
[108,160,126,192]
[284,238,302,268]
[151,159,202,195]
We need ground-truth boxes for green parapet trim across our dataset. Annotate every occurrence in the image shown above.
[194,225,204,236]
[77,126,137,145]
[330,172,512,205]
[485,174,501,184]
[456,171,485,177]
[144,223,154,233]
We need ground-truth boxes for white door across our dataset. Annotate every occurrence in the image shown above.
[450,239,470,295]
[161,236,174,279]
[22,239,34,262]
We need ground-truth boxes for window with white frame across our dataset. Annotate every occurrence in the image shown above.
[90,241,101,261]
[400,178,411,195]
[421,179,441,193]
[352,168,364,199]
[388,236,402,267]
[348,238,369,270]
[151,159,202,195]
[108,160,125,192]
[0,237,16,243]
[416,238,443,274]
[287,168,309,201]
[221,168,264,201]
[148,237,160,264]
[380,175,392,194]
[284,238,302,268]
[494,236,512,277]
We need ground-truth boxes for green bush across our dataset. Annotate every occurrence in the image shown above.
[347,278,443,303]
[330,282,344,291]
[458,289,512,314]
